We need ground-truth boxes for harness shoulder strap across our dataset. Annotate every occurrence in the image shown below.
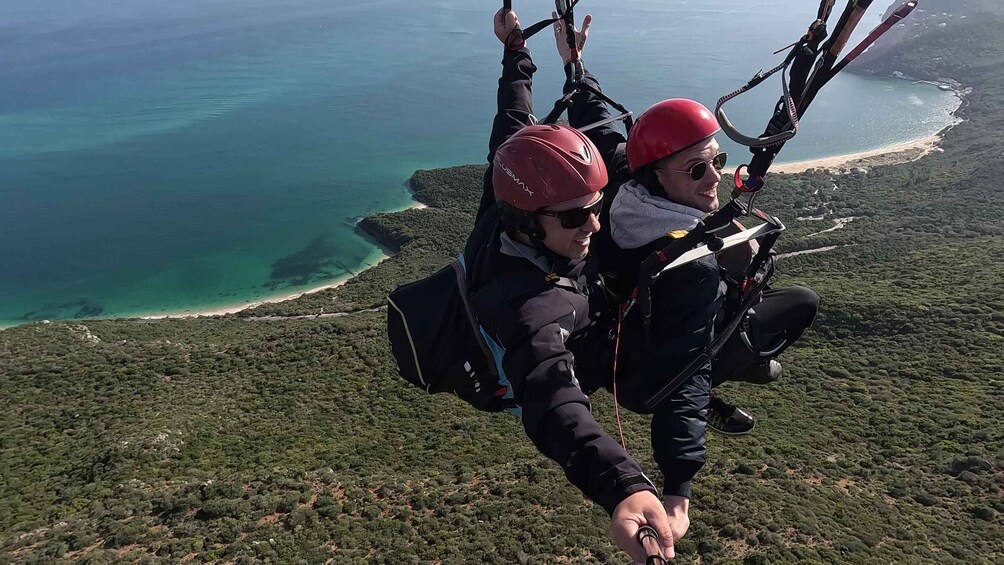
[544,272,587,295]
[474,268,586,313]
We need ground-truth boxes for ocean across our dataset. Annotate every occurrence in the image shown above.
[0,0,960,325]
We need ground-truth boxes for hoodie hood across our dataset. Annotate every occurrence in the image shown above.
[609,180,706,249]
[500,231,581,275]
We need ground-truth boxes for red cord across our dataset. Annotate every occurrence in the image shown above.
[612,303,628,450]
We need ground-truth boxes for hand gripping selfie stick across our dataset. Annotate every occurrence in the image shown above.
[638,526,669,565]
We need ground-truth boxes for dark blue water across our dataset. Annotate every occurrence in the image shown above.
[0,0,959,326]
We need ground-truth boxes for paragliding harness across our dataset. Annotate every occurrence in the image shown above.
[386,212,587,414]
[501,0,791,412]
[624,0,920,411]
[617,210,786,412]
[387,1,622,416]
[438,0,918,414]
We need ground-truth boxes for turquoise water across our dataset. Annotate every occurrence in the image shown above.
[0,0,959,326]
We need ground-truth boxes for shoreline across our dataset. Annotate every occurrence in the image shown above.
[721,129,951,177]
[767,132,947,174]
[148,127,956,321]
[767,84,964,174]
[135,257,386,321]
[730,77,965,175]
[0,119,961,329]
[0,133,951,328]
[0,201,425,329]
[133,199,430,321]
[0,251,392,328]
[133,203,431,321]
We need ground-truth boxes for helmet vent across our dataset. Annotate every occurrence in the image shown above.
[571,144,592,164]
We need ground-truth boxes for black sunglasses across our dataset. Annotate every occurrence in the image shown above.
[536,193,604,229]
[664,152,728,181]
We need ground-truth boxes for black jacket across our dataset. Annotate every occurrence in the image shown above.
[469,47,657,515]
[564,65,726,498]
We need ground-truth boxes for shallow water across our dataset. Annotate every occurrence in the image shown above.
[0,0,959,325]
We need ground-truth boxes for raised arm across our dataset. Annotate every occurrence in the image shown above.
[551,13,628,174]
[477,8,538,222]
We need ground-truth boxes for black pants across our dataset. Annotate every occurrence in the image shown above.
[615,285,818,497]
[711,285,819,387]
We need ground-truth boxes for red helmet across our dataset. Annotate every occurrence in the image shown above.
[493,124,607,211]
[626,99,721,172]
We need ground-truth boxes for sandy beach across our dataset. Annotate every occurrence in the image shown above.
[765,132,946,174]
[137,277,355,321]
[0,200,424,328]
[384,199,428,213]
[140,131,950,321]
[136,199,430,321]
[5,130,952,328]
[138,253,391,321]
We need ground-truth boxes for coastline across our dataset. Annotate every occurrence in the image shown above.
[726,76,965,176]
[767,132,946,174]
[67,124,948,324]
[721,130,950,178]
[135,259,384,321]
[0,121,960,329]
[0,132,950,328]
[135,201,431,321]
[0,200,426,329]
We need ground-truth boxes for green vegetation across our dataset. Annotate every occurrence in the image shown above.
[2,5,1002,563]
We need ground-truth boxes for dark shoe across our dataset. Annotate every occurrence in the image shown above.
[707,395,756,435]
[736,359,783,385]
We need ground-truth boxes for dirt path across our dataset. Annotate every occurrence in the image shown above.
[806,217,858,237]
[776,245,843,260]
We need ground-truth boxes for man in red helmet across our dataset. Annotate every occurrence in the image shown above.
[459,9,676,562]
[550,14,818,541]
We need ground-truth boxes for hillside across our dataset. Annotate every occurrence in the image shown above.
[853,0,1004,71]
[2,5,1002,565]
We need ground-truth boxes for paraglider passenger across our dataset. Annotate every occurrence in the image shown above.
[550,12,819,542]
[465,8,677,561]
